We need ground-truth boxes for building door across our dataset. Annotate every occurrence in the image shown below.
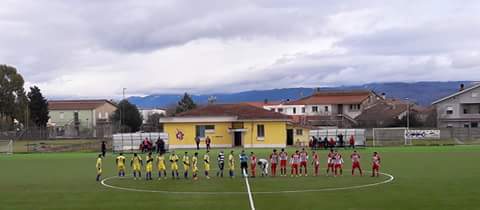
[234,132,242,146]
[338,104,343,114]
[286,129,294,146]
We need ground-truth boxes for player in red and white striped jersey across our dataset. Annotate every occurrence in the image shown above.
[250,152,257,178]
[350,150,363,176]
[269,149,279,177]
[290,150,300,177]
[279,148,288,176]
[299,148,309,176]
[371,152,381,177]
[326,149,335,176]
[333,150,344,176]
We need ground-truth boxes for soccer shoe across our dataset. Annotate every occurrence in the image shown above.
[305,174,308,177]
[206,176,210,179]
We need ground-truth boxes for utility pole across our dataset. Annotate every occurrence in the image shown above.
[120,88,126,133]
[405,97,410,145]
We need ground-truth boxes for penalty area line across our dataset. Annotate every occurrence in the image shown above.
[243,169,256,210]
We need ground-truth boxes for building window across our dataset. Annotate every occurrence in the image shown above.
[471,122,478,128]
[446,107,453,115]
[324,106,329,112]
[196,125,215,138]
[312,106,318,112]
[296,129,303,136]
[205,125,215,133]
[350,104,360,110]
[60,112,64,119]
[301,107,306,113]
[464,108,468,114]
[98,112,102,118]
[105,112,109,119]
[464,123,470,128]
[293,107,296,114]
[257,124,265,138]
[277,108,284,113]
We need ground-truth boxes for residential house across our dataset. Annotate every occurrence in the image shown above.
[48,100,117,137]
[261,90,383,127]
[432,83,480,128]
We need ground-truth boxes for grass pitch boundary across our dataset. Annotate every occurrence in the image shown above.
[100,171,394,194]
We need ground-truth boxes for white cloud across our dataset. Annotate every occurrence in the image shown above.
[1,0,480,98]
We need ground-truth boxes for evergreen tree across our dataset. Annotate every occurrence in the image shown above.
[27,86,49,128]
[176,93,196,114]
[112,100,143,132]
[0,65,27,130]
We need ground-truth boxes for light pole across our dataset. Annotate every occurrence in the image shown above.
[405,97,410,145]
[120,88,126,133]
[406,97,410,130]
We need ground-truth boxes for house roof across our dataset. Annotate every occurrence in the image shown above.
[242,101,283,108]
[355,100,409,122]
[432,82,480,105]
[176,103,290,120]
[48,99,117,110]
[284,90,373,105]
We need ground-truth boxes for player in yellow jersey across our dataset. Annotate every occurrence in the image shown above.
[169,151,180,179]
[145,152,154,180]
[130,153,143,179]
[156,152,167,180]
[182,152,190,179]
[96,154,102,181]
[116,153,126,177]
[228,150,235,178]
[204,150,211,179]
[192,152,199,180]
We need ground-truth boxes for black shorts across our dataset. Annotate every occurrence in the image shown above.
[241,162,248,169]
[218,162,224,170]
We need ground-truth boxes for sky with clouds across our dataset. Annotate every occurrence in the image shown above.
[1,0,480,98]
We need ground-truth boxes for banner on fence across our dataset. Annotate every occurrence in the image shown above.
[405,130,440,140]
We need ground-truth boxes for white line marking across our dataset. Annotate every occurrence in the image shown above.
[100,171,394,194]
[244,169,256,210]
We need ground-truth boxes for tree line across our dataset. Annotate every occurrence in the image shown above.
[1,64,197,133]
[0,65,49,131]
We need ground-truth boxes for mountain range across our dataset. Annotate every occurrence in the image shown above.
[128,81,475,108]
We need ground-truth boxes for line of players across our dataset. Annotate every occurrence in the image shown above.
[95,148,381,181]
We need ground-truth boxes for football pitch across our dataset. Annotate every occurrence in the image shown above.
[1,146,479,210]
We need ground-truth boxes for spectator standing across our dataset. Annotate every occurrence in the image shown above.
[323,136,328,149]
[349,135,355,149]
[205,136,212,150]
[337,133,344,148]
[101,141,107,157]
[195,136,201,150]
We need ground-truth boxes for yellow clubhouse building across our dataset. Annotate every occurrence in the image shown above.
[160,104,309,149]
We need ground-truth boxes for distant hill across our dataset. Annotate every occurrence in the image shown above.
[128,81,475,108]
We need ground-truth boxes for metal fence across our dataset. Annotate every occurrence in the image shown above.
[309,128,366,146]
[369,127,480,146]
[112,132,169,153]
[0,124,114,141]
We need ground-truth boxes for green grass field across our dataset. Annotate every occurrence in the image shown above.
[1,146,480,210]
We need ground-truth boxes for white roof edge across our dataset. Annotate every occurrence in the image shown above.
[431,83,480,105]
[160,116,237,123]
[160,116,290,123]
